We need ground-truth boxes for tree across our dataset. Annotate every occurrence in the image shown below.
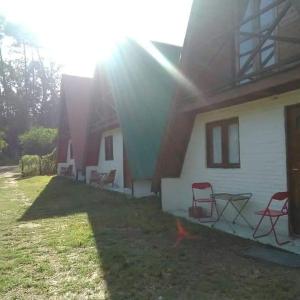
[0,15,61,159]
[19,127,57,156]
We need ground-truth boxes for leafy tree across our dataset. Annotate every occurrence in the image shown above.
[0,15,61,159]
[19,127,57,156]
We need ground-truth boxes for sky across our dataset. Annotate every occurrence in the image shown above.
[1,0,193,77]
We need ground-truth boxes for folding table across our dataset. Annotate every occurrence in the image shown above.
[211,193,253,233]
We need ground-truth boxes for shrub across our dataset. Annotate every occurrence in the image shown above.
[20,148,57,177]
[19,127,57,156]
[20,155,41,177]
[41,148,57,175]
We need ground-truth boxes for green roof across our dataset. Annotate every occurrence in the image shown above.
[103,39,181,180]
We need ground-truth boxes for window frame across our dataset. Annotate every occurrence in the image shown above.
[236,0,278,82]
[206,117,240,169]
[104,135,114,161]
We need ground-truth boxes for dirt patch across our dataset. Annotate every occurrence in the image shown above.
[0,166,18,174]
[18,222,41,228]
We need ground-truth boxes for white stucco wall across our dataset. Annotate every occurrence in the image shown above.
[86,128,124,188]
[133,180,154,198]
[162,89,300,237]
[57,140,76,176]
[99,128,124,188]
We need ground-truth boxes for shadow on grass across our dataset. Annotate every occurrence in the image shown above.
[19,176,293,299]
[19,176,197,298]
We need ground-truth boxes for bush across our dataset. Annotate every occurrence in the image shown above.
[20,155,41,177]
[20,148,57,177]
[41,148,57,175]
[19,127,57,156]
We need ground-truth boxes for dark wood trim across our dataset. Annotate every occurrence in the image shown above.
[239,43,274,58]
[285,104,292,235]
[123,143,132,189]
[90,121,120,134]
[206,117,240,169]
[240,31,300,45]
[238,54,300,81]
[285,103,300,236]
[181,65,300,114]
[90,116,119,133]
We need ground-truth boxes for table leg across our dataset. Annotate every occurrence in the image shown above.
[230,199,253,229]
[212,200,236,232]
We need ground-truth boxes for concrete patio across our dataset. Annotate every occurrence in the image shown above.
[168,208,300,255]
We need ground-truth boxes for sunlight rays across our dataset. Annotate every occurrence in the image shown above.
[2,0,193,77]
[136,39,202,100]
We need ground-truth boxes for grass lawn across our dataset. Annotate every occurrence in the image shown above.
[1,169,300,299]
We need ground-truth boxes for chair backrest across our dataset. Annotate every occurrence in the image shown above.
[192,182,213,200]
[106,169,116,182]
[192,182,212,190]
[267,192,288,213]
[272,192,288,201]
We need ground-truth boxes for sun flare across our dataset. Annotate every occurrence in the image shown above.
[2,0,192,77]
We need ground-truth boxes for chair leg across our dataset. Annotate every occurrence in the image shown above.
[254,216,275,238]
[199,201,219,223]
[214,200,220,218]
[253,214,267,239]
[197,202,217,223]
[210,202,214,218]
[253,217,276,240]
[254,215,290,245]
[270,216,290,246]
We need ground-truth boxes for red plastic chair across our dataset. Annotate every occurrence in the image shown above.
[191,182,219,222]
[253,192,289,245]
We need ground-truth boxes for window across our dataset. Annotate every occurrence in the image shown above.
[206,118,240,168]
[69,142,73,159]
[105,135,113,160]
[238,0,277,83]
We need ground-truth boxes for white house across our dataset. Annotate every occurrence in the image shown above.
[156,0,300,253]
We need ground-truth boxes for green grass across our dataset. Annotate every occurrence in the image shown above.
[1,169,300,299]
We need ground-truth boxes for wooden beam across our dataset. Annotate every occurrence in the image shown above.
[240,43,274,58]
[261,49,275,67]
[240,0,286,26]
[238,2,292,78]
[238,53,300,81]
[240,31,300,45]
[90,117,119,133]
[180,65,300,114]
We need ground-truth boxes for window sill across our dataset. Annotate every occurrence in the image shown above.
[207,165,240,169]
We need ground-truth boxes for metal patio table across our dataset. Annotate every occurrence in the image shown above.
[211,193,253,233]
